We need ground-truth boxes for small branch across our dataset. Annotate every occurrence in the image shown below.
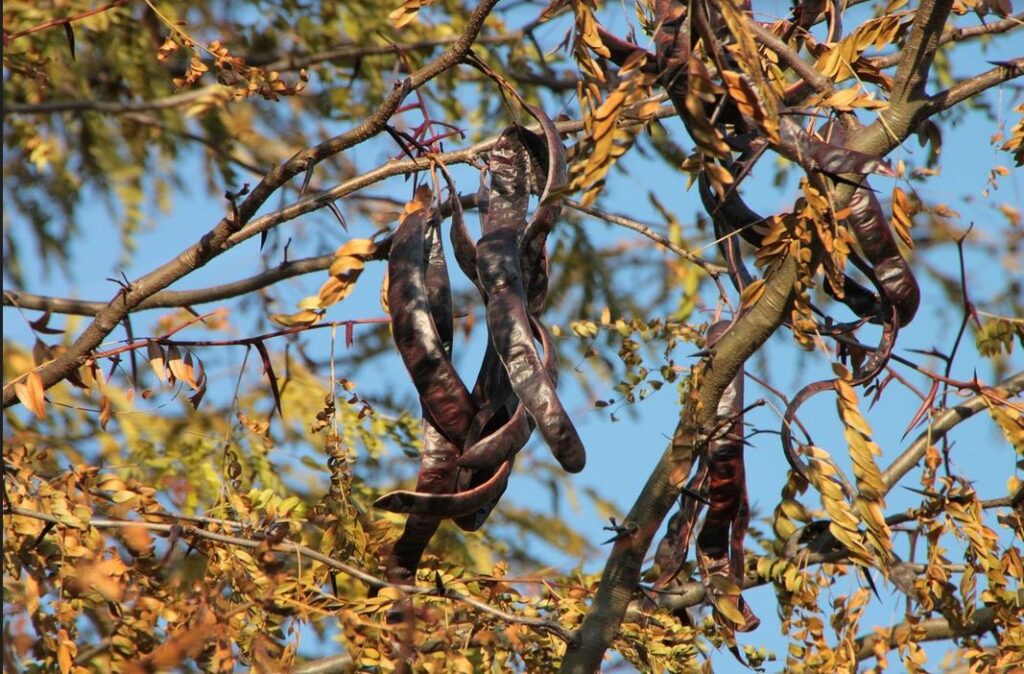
[881,370,1024,492]
[854,607,996,663]
[3,254,334,316]
[746,19,833,96]
[924,58,1024,115]
[873,14,1023,70]
[3,0,131,42]
[891,0,955,104]
[565,199,726,275]
[292,654,354,674]
[3,86,224,116]
[5,506,571,642]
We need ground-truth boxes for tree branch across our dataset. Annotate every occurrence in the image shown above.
[5,506,572,642]
[873,14,1023,70]
[923,58,1024,116]
[746,19,833,96]
[1,0,501,409]
[2,86,226,116]
[882,370,1024,492]
[891,0,955,104]
[559,21,992,661]
[2,254,333,316]
[565,199,727,275]
[855,606,996,662]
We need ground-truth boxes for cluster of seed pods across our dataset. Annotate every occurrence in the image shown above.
[373,107,585,584]
[597,0,921,630]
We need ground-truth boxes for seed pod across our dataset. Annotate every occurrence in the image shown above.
[388,203,477,446]
[459,316,557,470]
[423,210,454,354]
[520,105,568,316]
[478,127,586,473]
[695,321,759,631]
[374,457,513,519]
[383,419,460,584]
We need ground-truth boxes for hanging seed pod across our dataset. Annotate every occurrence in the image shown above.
[387,201,477,446]
[477,127,586,473]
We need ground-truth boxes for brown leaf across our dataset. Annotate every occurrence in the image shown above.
[15,371,46,420]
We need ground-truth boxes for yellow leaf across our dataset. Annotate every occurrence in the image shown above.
[15,371,47,420]
[740,278,766,308]
[335,238,377,258]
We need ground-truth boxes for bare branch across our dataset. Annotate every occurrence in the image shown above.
[3,253,333,316]
[3,85,225,116]
[746,19,833,96]
[873,14,1023,70]
[292,654,355,674]
[855,607,996,663]
[924,58,1024,115]
[1,0,501,409]
[565,200,726,274]
[882,370,1024,492]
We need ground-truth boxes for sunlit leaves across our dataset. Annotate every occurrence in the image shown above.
[571,53,657,206]
[270,238,379,327]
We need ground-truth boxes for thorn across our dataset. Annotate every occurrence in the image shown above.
[299,164,315,198]
[325,201,348,230]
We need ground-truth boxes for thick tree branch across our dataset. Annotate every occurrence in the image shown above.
[2,254,333,316]
[882,370,1024,492]
[891,0,955,104]
[1,0,500,409]
[923,58,1024,115]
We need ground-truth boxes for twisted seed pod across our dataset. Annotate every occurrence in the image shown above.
[387,204,477,446]
[458,316,557,470]
[478,127,586,473]
[384,419,461,584]
[374,456,513,518]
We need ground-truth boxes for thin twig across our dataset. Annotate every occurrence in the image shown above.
[4,506,573,642]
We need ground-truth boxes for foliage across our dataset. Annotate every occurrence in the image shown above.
[3,0,1023,672]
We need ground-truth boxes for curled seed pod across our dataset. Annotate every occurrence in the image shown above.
[443,171,482,292]
[845,188,920,327]
[374,458,513,518]
[478,127,586,473]
[459,316,557,470]
[387,203,477,446]
[520,105,568,317]
[383,419,460,584]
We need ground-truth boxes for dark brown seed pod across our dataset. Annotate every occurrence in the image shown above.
[845,187,920,327]
[374,457,513,518]
[458,316,557,470]
[695,321,759,631]
[383,419,461,584]
[520,105,568,317]
[387,203,477,446]
[478,128,586,474]
[423,210,454,354]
